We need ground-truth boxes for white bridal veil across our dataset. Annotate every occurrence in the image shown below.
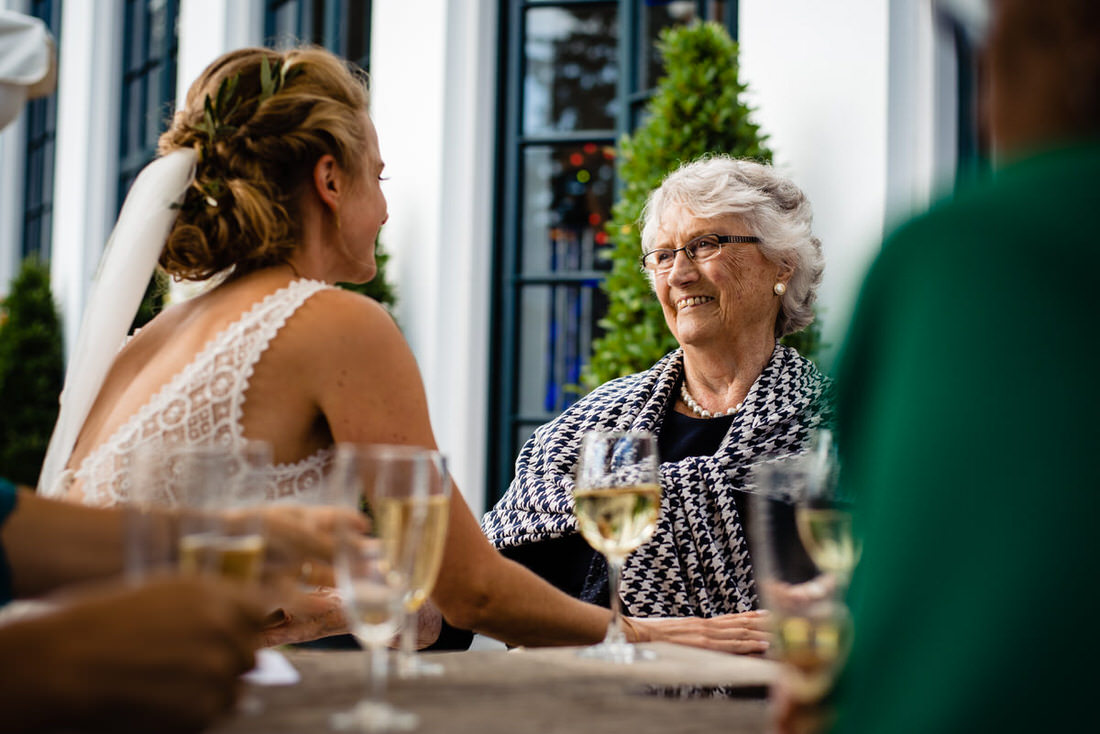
[37,149,198,496]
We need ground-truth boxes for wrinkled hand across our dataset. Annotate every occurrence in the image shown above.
[8,576,265,733]
[387,600,443,650]
[261,587,349,647]
[624,610,771,655]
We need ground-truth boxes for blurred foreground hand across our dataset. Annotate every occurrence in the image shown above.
[0,576,266,733]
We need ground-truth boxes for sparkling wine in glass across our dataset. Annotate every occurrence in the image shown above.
[173,442,271,585]
[794,429,862,586]
[573,430,662,664]
[328,444,426,732]
[748,438,858,703]
[386,451,451,678]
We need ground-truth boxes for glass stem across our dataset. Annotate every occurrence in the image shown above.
[604,555,626,646]
[365,644,388,704]
[399,607,417,676]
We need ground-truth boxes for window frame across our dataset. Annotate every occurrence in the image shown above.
[20,0,64,261]
[486,0,739,505]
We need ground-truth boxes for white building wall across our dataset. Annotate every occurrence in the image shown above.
[739,0,958,369]
[50,0,123,360]
[740,0,891,368]
[177,0,263,108]
[370,0,496,513]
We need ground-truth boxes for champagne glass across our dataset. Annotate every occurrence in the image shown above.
[572,430,662,664]
[794,430,861,589]
[129,442,272,715]
[127,442,271,583]
[748,439,858,704]
[173,443,270,585]
[328,444,425,733]
[394,450,451,678]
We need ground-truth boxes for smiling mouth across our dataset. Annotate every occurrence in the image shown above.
[676,295,714,311]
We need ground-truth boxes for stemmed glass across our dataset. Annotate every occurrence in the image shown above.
[129,442,273,714]
[394,450,451,678]
[127,441,271,583]
[748,432,860,703]
[328,444,427,733]
[572,430,662,664]
[174,442,270,584]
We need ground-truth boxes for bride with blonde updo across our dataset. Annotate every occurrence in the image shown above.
[38,46,763,651]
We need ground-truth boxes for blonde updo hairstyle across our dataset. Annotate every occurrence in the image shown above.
[157,46,371,280]
[640,156,824,338]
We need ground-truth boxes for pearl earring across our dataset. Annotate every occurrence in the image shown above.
[773,282,787,295]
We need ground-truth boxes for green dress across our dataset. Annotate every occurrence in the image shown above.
[830,141,1100,733]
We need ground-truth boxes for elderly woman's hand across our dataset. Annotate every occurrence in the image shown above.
[623,610,771,655]
[261,586,349,647]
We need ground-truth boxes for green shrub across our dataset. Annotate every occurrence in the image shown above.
[0,259,64,486]
[583,21,819,389]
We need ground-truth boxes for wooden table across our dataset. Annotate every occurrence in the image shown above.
[212,643,778,733]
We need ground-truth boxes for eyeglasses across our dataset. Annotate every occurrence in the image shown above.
[640,233,761,273]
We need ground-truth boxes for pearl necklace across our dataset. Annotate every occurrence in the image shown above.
[680,382,742,419]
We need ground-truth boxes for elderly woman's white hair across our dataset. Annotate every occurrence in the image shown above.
[640,155,824,337]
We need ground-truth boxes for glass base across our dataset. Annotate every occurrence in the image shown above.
[396,656,444,679]
[330,701,418,733]
[577,640,655,664]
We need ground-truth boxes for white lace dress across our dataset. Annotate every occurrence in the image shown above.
[48,279,336,507]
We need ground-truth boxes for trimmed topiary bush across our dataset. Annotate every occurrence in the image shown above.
[0,259,64,485]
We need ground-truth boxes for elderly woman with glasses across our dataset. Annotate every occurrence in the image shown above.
[481,156,832,652]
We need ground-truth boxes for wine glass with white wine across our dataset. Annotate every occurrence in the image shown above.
[173,442,270,585]
[572,430,662,664]
[748,436,860,704]
[391,450,451,678]
[328,444,427,733]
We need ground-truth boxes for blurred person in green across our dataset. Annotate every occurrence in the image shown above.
[818,0,1100,732]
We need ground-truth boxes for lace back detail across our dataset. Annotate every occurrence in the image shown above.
[71,280,334,506]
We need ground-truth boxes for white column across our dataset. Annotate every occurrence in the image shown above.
[177,0,262,110]
[370,0,496,513]
[50,0,123,359]
[739,0,891,367]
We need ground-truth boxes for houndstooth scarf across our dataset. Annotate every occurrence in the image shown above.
[481,344,833,618]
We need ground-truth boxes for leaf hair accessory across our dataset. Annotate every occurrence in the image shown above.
[175,56,302,214]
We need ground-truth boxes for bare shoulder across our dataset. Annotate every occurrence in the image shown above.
[275,286,417,384]
[286,287,403,352]
[277,286,433,445]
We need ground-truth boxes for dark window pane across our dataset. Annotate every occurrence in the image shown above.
[523,4,619,135]
[271,0,302,46]
[149,0,168,57]
[127,0,146,73]
[517,283,607,416]
[125,77,144,155]
[513,422,543,459]
[26,149,43,210]
[521,143,616,276]
[346,0,368,66]
[119,0,178,212]
[640,1,697,91]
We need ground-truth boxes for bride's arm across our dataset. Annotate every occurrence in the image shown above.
[301,291,749,650]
